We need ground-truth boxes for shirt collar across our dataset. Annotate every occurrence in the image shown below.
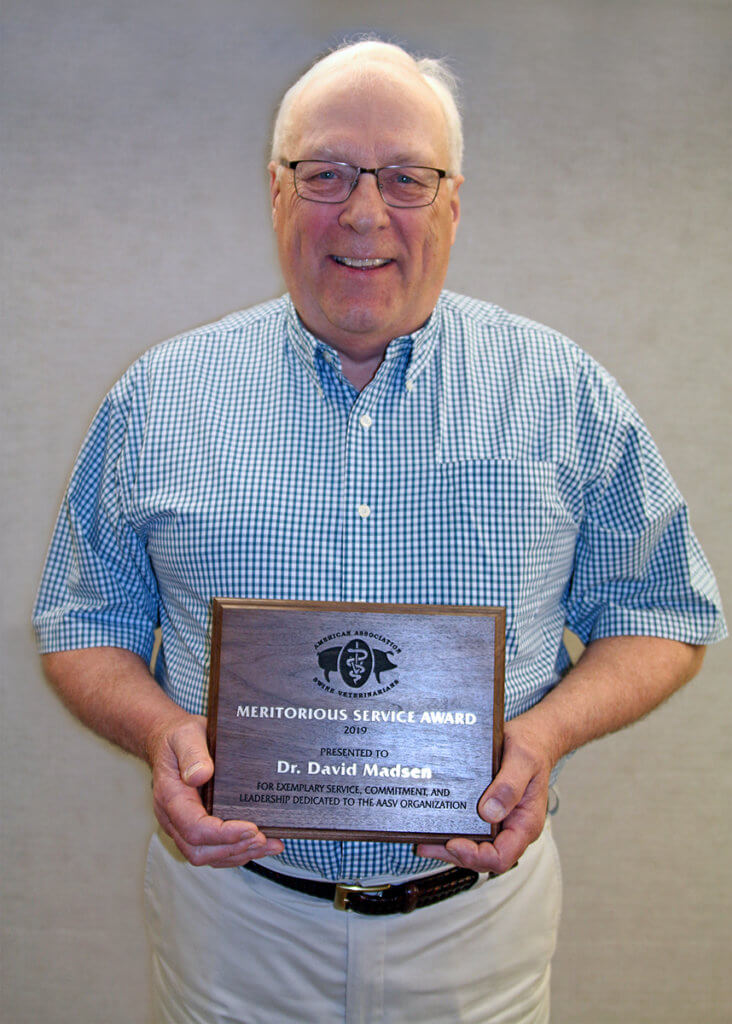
[284,293,443,393]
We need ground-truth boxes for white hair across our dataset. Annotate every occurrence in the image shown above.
[270,39,464,176]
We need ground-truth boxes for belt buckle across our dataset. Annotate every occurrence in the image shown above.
[333,881,391,912]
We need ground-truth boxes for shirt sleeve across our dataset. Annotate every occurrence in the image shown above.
[563,357,726,646]
[32,360,160,661]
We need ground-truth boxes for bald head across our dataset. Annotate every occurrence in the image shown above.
[271,40,463,176]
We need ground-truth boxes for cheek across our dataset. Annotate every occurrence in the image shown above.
[417,222,448,271]
[287,209,333,263]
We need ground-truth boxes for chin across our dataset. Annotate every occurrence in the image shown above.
[327,305,394,338]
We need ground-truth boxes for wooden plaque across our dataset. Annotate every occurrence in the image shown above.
[204,599,505,843]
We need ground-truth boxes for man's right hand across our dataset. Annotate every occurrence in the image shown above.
[41,647,285,868]
[148,715,285,867]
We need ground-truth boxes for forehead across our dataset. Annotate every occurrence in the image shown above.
[287,64,450,165]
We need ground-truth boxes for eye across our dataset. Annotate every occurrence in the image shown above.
[300,163,351,183]
[381,167,433,190]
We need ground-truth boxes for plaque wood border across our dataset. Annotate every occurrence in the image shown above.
[204,598,505,844]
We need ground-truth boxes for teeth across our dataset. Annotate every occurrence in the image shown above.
[333,257,391,268]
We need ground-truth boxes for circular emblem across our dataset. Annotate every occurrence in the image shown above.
[338,639,374,689]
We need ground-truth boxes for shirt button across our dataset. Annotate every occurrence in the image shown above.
[405,380,414,392]
[358,504,371,519]
[359,413,373,429]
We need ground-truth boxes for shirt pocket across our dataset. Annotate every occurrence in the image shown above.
[436,458,578,638]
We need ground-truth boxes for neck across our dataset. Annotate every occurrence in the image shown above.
[338,349,384,391]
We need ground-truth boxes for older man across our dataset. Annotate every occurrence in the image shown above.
[35,41,724,1023]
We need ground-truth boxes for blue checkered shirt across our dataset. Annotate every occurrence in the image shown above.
[34,291,725,882]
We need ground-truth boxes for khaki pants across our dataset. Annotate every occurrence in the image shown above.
[144,819,561,1024]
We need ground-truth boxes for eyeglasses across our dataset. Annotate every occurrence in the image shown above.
[282,160,448,208]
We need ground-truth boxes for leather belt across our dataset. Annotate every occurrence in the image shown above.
[243,860,481,914]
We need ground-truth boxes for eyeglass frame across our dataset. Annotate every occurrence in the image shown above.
[280,159,449,208]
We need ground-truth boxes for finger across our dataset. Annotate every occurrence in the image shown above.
[415,839,506,874]
[477,734,549,825]
[477,768,532,825]
[414,842,465,866]
[481,771,549,851]
[154,743,259,847]
[167,824,284,868]
[172,806,260,848]
[488,822,535,871]
[164,814,261,861]
[210,838,286,869]
[167,718,214,787]
[463,799,546,873]
[155,777,261,847]
[417,807,543,875]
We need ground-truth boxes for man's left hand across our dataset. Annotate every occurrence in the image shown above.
[415,716,553,874]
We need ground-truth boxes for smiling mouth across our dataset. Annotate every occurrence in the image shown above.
[331,256,393,269]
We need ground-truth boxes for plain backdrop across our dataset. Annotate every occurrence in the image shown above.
[2,2,729,1021]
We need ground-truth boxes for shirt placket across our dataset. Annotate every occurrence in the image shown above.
[336,353,407,880]
[338,352,406,607]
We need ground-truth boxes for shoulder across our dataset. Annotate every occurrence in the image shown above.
[434,292,645,468]
[141,296,288,373]
[439,291,586,371]
[106,296,290,404]
[438,290,629,405]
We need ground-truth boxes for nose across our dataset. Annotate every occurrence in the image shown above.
[338,172,391,233]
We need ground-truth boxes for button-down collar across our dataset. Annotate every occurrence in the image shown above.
[284,293,443,395]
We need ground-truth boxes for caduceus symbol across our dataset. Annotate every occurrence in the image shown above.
[345,642,369,684]
[318,639,395,689]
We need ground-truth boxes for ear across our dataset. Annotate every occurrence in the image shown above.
[448,174,463,245]
[268,161,281,227]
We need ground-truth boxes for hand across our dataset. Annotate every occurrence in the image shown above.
[149,714,284,868]
[415,716,554,874]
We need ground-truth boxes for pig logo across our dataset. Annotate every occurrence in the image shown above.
[317,640,398,689]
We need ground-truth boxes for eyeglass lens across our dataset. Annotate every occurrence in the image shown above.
[293,161,441,207]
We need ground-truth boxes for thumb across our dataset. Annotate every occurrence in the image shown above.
[168,720,214,787]
[476,725,551,834]
[476,744,536,824]
[477,785,512,826]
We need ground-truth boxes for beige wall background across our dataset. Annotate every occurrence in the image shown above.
[2,1,729,1021]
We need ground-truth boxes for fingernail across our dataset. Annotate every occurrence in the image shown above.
[182,762,205,783]
[481,798,505,821]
